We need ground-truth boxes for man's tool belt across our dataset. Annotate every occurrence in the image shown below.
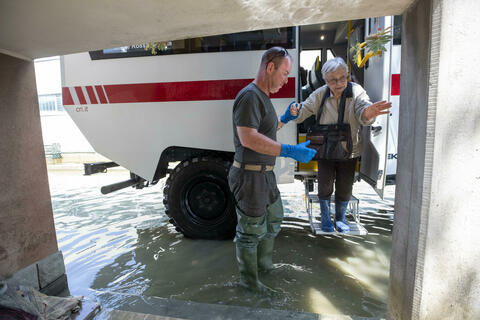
[306,83,353,161]
[233,160,274,172]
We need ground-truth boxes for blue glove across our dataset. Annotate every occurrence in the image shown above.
[280,101,302,124]
[280,141,317,163]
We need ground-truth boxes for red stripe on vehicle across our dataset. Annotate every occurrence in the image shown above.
[62,87,74,105]
[95,86,108,104]
[271,80,295,99]
[86,86,98,104]
[75,86,87,104]
[391,74,400,96]
[101,78,295,104]
[64,78,295,105]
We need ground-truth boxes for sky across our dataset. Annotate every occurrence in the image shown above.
[34,56,61,95]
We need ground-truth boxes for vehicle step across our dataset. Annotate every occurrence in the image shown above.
[310,222,368,236]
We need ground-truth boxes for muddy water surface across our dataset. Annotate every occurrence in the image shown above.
[48,169,394,318]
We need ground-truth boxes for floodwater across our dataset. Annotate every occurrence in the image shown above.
[48,168,395,318]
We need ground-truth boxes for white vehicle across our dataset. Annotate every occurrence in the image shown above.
[61,16,400,239]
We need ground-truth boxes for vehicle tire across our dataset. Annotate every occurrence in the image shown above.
[163,157,236,239]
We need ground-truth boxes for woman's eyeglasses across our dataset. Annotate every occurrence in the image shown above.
[325,75,347,85]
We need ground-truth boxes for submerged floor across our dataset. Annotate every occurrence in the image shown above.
[47,167,394,319]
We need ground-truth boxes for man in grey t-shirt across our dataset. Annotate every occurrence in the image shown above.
[228,47,316,294]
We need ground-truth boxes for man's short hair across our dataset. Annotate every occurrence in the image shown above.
[261,47,291,69]
[321,57,348,79]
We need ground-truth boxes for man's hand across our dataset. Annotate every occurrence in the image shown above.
[362,100,392,121]
[280,141,317,163]
[280,101,302,124]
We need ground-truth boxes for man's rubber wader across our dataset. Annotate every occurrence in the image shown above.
[258,197,284,272]
[234,197,284,293]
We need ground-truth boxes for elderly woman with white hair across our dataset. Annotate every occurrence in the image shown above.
[279,57,391,233]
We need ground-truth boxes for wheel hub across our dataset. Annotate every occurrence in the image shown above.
[187,181,226,220]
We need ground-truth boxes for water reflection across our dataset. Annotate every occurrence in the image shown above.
[49,171,393,318]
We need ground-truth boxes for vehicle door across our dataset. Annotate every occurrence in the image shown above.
[359,16,393,199]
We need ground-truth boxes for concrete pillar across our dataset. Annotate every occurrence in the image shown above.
[0,53,66,294]
[388,0,480,319]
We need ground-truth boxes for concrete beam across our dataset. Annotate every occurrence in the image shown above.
[1,0,414,59]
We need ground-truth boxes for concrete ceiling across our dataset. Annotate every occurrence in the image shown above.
[0,0,414,60]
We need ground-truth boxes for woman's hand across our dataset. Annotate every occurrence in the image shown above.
[290,102,301,117]
[280,101,302,123]
[362,100,392,121]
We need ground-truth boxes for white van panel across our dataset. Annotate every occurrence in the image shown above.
[386,44,401,177]
[62,50,298,182]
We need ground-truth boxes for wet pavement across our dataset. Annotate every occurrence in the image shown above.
[47,167,394,319]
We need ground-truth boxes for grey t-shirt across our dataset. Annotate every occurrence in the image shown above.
[232,83,277,165]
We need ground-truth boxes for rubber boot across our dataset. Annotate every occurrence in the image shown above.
[319,199,334,232]
[234,208,276,295]
[258,197,284,273]
[257,237,275,273]
[236,243,277,294]
[335,200,350,233]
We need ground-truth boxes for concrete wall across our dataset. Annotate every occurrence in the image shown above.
[0,53,59,278]
[388,0,480,319]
